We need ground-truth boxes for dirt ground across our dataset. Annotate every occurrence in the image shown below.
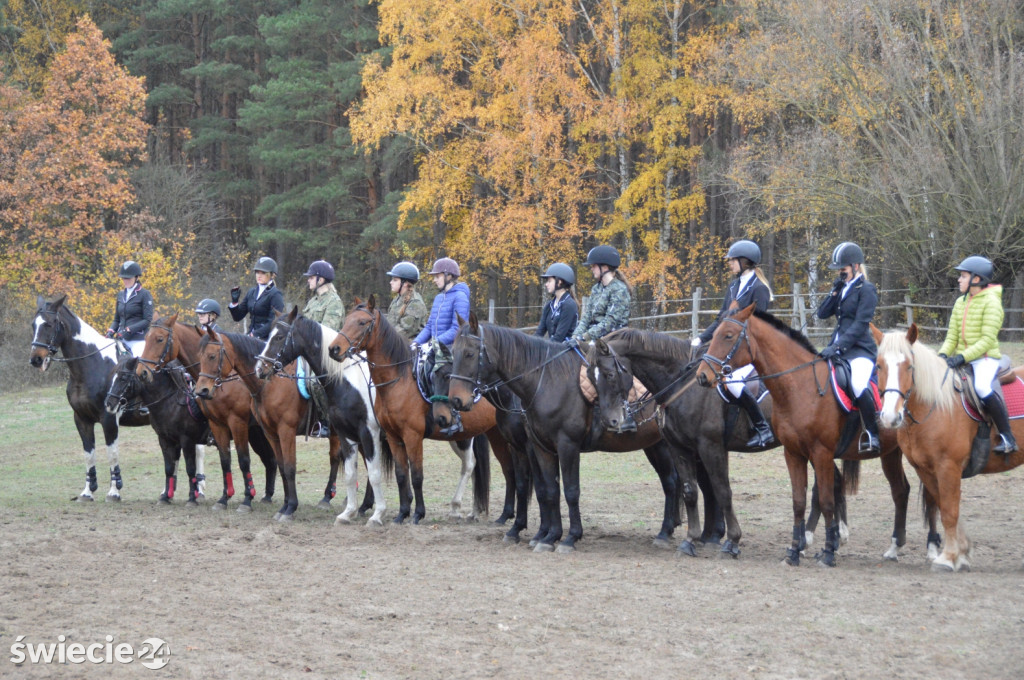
[2,386,1023,679]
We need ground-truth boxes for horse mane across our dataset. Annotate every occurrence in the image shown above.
[603,327,690,362]
[291,315,351,385]
[201,331,266,370]
[480,323,580,384]
[878,331,957,413]
[357,303,413,377]
[749,308,819,356]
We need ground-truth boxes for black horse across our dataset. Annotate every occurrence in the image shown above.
[431,361,535,543]
[589,330,854,557]
[254,308,394,525]
[447,314,690,553]
[29,295,150,501]
[106,356,207,504]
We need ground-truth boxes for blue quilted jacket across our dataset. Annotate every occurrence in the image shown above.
[415,283,471,347]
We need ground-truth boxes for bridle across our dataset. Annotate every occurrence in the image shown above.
[593,344,671,427]
[256,318,299,375]
[880,349,936,425]
[137,323,176,373]
[335,308,377,361]
[31,308,115,363]
[198,339,244,391]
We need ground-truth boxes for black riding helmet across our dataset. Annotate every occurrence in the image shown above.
[253,256,278,274]
[302,260,335,282]
[954,255,994,285]
[584,245,621,268]
[194,298,222,316]
[118,260,142,278]
[828,242,865,270]
[387,261,420,285]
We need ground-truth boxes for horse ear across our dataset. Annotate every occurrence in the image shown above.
[36,295,44,309]
[468,311,479,334]
[52,294,67,310]
[207,327,219,342]
[367,294,376,312]
[353,296,363,308]
[456,312,466,326]
[287,305,298,322]
[907,323,918,345]
[870,322,884,344]
[168,312,178,325]
[735,302,755,320]
[595,338,609,354]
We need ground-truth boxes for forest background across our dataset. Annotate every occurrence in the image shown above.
[3,0,1024,387]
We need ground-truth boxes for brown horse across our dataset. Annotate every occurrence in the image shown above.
[325,296,514,525]
[195,329,343,521]
[875,324,1024,572]
[136,314,280,510]
[695,304,934,567]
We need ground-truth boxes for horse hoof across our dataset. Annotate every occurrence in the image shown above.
[334,516,352,526]
[211,502,225,512]
[494,516,510,526]
[676,540,697,558]
[277,513,293,523]
[260,496,273,504]
[273,511,282,520]
[702,535,723,547]
[815,552,836,568]
[503,534,521,545]
[721,541,740,558]
[106,495,121,502]
[366,517,384,528]
[77,495,94,503]
[528,539,538,548]
[186,499,199,507]
[930,560,955,573]
[533,543,555,553]
[555,543,575,554]
[318,500,332,510]
[652,537,673,550]
[158,497,171,505]
[236,504,252,514]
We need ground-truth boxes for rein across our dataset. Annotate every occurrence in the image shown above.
[198,339,250,392]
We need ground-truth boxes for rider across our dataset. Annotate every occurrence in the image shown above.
[536,263,579,343]
[938,255,1016,454]
[816,241,880,454]
[301,260,345,331]
[195,298,223,333]
[692,239,776,448]
[413,257,470,378]
[571,245,631,343]
[228,256,285,341]
[105,260,154,357]
[386,261,428,341]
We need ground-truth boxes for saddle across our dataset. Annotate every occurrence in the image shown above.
[578,364,649,405]
[714,372,768,404]
[166,361,207,425]
[954,357,1024,422]
[296,357,330,427]
[828,359,882,414]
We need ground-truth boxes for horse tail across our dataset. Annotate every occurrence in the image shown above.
[378,432,395,483]
[842,459,861,496]
[472,434,491,517]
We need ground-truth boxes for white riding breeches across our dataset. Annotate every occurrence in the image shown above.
[725,363,756,399]
[125,339,145,357]
[971,356,1000,398]
[849,357,874,398]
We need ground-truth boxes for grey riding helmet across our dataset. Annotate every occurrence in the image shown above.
[541,262,576,286]
[726,240,761,265]
[954,255,994,284]
[253,256,278,274]
[194,298,222,316]
[387,261,421,283]
[584,245,621,268]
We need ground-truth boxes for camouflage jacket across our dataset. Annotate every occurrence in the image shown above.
[302,285,345,331]
[387,290,428,341]
[573,277,631,341]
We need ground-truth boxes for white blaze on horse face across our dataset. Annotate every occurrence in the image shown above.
[256,327,279,372]
[879,352,906,428]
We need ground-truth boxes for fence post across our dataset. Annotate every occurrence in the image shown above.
[691,287,702,339]
[904,294,913,327]
[488,298,495,324]
[795,283,807,331]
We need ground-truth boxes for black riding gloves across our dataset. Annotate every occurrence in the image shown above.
[818,345,840,359]
[230,286,241,303]
[946,354,966,369]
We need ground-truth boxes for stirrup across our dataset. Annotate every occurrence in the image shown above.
[993,433,1018,455]
[858,431,880,454]
[745,427,775,449]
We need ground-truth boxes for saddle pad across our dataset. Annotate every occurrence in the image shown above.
[829,361,881,414]
[296,357,311,401]
[579,365,649,405]
[962,376,1024,421]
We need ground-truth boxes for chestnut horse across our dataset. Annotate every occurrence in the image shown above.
[326,297,514,525]
[136,315,280,510]
[29,295,148,501]
[695,305,934,567]
[875,324,1024,572]
[445,314,689,554]
[195,329,344,521]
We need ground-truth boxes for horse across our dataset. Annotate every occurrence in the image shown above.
[195,329,344,521]
[106,356,206,504]
[875,324,1024,572]
[254,307,393,526]
[325,296,516,525]
[136,314,281,511]
[444,313,691,554]
[430,360,535,542]
[590,330,859,556]
[694,304,936,567]
[29,295,150,501]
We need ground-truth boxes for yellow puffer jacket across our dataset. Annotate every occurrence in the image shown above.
[938,284,1004,362]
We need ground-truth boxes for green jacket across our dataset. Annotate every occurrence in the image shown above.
[938,284,1004,361]
[573,277,631,341]
[302,285,345,331]
[387,290,428,341]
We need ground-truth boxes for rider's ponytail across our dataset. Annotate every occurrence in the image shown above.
[754,267,775,302]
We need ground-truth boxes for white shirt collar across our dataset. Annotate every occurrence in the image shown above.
[841,273,862,299]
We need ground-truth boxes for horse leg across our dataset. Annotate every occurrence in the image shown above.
[922,484,942,561]
[783,449,810,566]
[194,444,206,498]
[642,442,683,551]
[555,445,583,553]
[158,436,178,504]
[446,439,475,520]
[209,422,234,509]
[334,439,362,524]
[494,436,530,543]
[809,452,840,567]
[361,429,388,526]
[274,425,299,521]
[408,438,427,524]
[389,433,412,524]
[880,449,911,561]
[531,446,562,552]
[319,432,342,509]
[72,413,99,501]
[100,414,123,501]
[695,459,723,545]
[698,442,742,559]
[490,437,517,525]
[931,461,969,572]
[246,420,275,503]
[183,441,199,505]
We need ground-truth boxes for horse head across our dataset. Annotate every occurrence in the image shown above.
[106,356,141,414]
[195,328,234,399]
[591,338,637,433]
[695,303,757,388]
[29,294,69,371]
[328,295,377,362]
[874,323,918,429]
[257,306,300,379]
[137,312,179,383]
[448,312,488,412]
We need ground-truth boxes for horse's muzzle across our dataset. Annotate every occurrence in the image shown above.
[696,372,710,388]
[328,345,343,361]
[195,387,212,400]
[450,395,470,412]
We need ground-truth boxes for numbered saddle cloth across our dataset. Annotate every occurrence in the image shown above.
[828,358,881,414]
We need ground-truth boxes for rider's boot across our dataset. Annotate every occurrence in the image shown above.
[738,390,776,448]
[856,391,881,454]
[982,392,1018,455]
